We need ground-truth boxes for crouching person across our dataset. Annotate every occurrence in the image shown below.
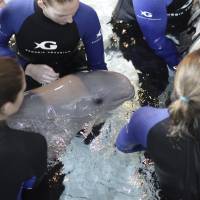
[0,58,48,200]
[116,49,200,199]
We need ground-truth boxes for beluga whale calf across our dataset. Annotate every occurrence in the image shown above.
[7,70,134,160]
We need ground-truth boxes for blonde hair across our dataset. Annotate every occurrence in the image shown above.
[169,49,200,138]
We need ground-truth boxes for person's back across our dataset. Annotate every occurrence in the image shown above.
[148,117,200,199]
[150,50,200,199]
[0,123,47,199]
[0,58,48,200]
[116,49,200,199]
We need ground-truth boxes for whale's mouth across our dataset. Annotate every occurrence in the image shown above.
[112,88,134,104]
[107,92,134,110]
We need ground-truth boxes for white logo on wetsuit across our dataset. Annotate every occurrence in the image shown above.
[96,30,102,38]
[140,10,153,18]
[91,29,102,44]
[34,41,58,50]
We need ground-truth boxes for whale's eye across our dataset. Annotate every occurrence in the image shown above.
[93,98,103,105]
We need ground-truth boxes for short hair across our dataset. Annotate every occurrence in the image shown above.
[0,57,23,108]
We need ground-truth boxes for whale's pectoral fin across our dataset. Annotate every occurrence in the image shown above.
[76,119,105,145]
[84,122,105,145]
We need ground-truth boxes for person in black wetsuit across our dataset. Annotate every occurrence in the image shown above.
[0,0,107,90]
[111,0,193,106]
[0,57,48,200]
[0,0,107,144]
[116,49,200,199]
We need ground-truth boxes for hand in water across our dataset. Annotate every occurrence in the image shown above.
[25,64,59,84]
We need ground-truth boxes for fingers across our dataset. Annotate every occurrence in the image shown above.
[41,74,59,84]
[42,65,58,75]
[25,64,60,84]
[42,65,55,71]
[44,70,59,79]
[39,65,59,84]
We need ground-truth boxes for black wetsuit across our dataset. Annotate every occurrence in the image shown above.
[148,118,200,200]
[0,121,47,200]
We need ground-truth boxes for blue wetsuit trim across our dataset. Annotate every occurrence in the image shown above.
[17,176,36,200]
[74,3,106,70]
[0,0,34,58]
[0,0,107,70]
[132,0,180,69]
[116,106,169,153]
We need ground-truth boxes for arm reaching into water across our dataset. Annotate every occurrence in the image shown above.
[132,0,180,70]
[74,3,107,71]
[116,106,169,153]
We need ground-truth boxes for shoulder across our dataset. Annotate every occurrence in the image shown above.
[74,3,100,38]
[129,106,169,131]
[19,129,47,147]
[131,106,169,120]
[145,108,173,152]
[133,0,168,6]
[1,0,33,14]
[77,2,97,16]
[148,117,171,141]
[0,0,34,31]
[6,127,47,149]
[132,0,168,12]
[74,2,99,24]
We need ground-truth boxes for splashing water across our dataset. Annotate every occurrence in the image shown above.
[58,1,200,200]
[58,0,158,199]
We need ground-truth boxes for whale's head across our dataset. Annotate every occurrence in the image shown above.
[43,70,135,119]
[77,71,134,111]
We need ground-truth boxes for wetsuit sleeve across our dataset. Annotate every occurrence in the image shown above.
[115,106,169,153]
[132,0,180,70]
[75,4,107,70]
[0,9,16,57]
[0,3,30,69]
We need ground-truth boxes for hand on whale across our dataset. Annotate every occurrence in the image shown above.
[7,70,135,160]
[25,64,59,84]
